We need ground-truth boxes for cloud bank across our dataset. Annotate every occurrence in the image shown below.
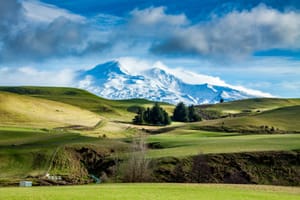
[1,1,300,63]
[0,0,108,63]
[0,67,74,86]
[149,5,300,58]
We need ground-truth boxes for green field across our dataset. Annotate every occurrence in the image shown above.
[198,98,300,115]
[196,105,300,133]
[0,127,127,179]
[0,86,173,121]
[0,86,300,186]
[147,130,300,158]
[1,184,299,200]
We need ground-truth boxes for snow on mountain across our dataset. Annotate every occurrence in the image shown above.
[76,60,266,105]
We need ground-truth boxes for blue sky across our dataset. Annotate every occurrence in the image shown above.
[0,0,299,97]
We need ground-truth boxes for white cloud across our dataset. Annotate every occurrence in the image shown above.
[118,57,153,74]
[130,7,188,26]
[0,66,75,86]
[152,61,227,86]
[227,85,273,97]
[151,4,300,58]
[22,0,86,23]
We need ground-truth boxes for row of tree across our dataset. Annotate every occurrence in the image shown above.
[133,103,171,125]
[173,102,201,122]
[132,102,201,125]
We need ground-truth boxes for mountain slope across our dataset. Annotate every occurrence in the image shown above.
[77,61,261,105]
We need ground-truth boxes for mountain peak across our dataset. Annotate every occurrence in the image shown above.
[77,60,267,105]
[86,60,128,76]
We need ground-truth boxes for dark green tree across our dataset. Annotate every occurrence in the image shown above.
[173,102,189,122]
[133,103,171,125]
[150,103,165,125]
[188,105,201,122]
[132,107,144,125]
[163,110,171,125]
[143,107,151,122]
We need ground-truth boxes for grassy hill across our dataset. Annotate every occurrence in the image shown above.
[0,91,101,128]
[0,127,127,180]
[197,98,300,119]
[199,98,300,113]
[0,86,173,121]
[147,129,300,158]
[0,86,300,186]
[196,105,300,133]
[0,86,173,137]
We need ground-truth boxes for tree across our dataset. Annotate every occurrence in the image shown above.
[163,110,171,125]
[188,105,201,122]
[121,133,152,182]
[143,108,151,122]
[132,103,171,125]
[173,102,189,122]
[132,107,144,124]
[220,98,224,103]
[149,103,165,125]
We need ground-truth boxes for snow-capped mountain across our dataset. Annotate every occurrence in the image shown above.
[76,61,263,105]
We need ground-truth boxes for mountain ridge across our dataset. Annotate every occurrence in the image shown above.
[77,61,262,105]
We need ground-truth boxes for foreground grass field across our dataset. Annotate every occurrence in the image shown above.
[1,184,299,200]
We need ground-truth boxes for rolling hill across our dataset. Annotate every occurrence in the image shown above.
[195,104,300,133]
[197,98,300,115]
[0,86,300,186]
[0,86,172,121]
[0,91,101,128]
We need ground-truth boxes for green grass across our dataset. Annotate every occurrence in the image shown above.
[1,86,300,185]
[197,105,300,132]
[0,86,173,121]
[198,98,300,114]
[0,86,173,137]
[0,127,127,178]
[0,184,299,200]
[147,129,300,158]
[0,91,101,128]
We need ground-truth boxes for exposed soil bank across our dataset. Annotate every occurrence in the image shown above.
[2,149,299,186]
[153,151,300,186]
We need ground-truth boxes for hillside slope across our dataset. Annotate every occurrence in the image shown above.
[197,105,300,133]
[0,91,101,128]
[198,98,300,113]
[0,86,172,121]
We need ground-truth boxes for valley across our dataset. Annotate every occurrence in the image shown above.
[0,86,299,189]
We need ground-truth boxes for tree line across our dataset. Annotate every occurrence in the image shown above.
[133,102,201,125]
